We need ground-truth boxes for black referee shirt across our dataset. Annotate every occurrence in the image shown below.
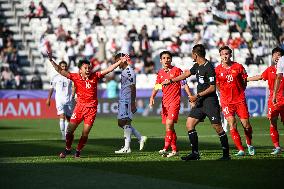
[190,61,217,98]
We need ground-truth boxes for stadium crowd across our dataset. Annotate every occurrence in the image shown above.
[0,0,283,89]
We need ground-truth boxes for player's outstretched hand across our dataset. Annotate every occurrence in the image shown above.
[120,54,131,64]
[189,95,197,102]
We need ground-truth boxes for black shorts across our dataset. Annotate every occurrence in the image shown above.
[188,96,221,124]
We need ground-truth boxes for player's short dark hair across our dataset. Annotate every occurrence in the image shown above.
[58,61,67,66]
[115,53,126,61]
[272,47,284,56]
[160,51,172,59]
[78,59,90,69]
[219,46,232,54]
[192,44,206,57]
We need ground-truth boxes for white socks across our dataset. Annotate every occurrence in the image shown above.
[123,125,132,149]
[64,120,69,136]
[59,118,65,138]
[130,125,142,141]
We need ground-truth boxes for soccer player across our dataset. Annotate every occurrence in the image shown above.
[248,47,284,155]
[47,51,126,158]
[162,44,230,160]
[272,54,284,105]
[215,46,255,156]
[149,51,192,158]
[46,61,75,140]
[114,53,147,154]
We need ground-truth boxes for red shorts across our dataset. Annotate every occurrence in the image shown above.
[70,103,97,126]
[161,104,180,124]
[221,101,249,119]
[268,101,284,122]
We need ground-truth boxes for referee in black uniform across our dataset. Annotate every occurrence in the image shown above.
[162,44,230,160]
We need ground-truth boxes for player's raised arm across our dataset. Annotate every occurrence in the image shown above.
[247,75,262,82]
[47,51,70,78]
[162,70,192,85]
[100,55,129,76]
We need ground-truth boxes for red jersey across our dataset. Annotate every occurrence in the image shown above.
[261,65,284,104]
[68,72,104,107]
[215,62,247,104]
[156,66,182,107]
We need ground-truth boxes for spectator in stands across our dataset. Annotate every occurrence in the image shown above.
[45,16,54,34]
[236,14,248,33]
[245,52,254,66]
[96,38,106,62]
[139,35,151,62]
[27,1,36,21]
[96,0,107,10]
[228,19,238,33]
[127,0,137,10]
[187,16,198,33]
[167,37,180,56]
[56,24,67,41]
[75,18,82,36]
[144,56,155,74]
[106,75,118,98]
[128,25,138,41]
[83,12,92,35]
[0,66,15,89]
[30,70,43,89]
[36,1,48,18]
[116,0,128,10]
[255,41,265,65]
[14,71,22,89]
[83,37,95,60]
[93,12,102,26]
[161,2,174,18]
[216,38,225,48]
[151,25,160,41]
[56,2,69,19]
[111,16,121,25]
[66,42,76,68]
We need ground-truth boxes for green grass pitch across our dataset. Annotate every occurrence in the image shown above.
[0,116,283,189]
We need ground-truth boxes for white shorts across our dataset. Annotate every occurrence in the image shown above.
[117,100,133,120]
[56,101,73,117]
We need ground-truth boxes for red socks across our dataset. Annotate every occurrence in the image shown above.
[76,136,88,151]
[230,128,244,151]
[270,125,279,148]
[244,127,252,146]
[163,130,178,152]
[170,131,178,152]
[163,130,173,150]
[66,133,74,150]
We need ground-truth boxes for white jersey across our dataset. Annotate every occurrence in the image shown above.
[51,74,73,104]
[120,65,136,102]
[277,56,284,74]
